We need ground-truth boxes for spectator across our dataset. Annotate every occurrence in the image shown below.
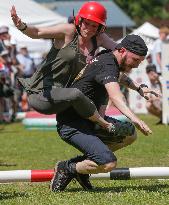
[16,45,35,111]
[146,51,152,65]
[0,26,18,68]
[146,64,162,124]
[0,50,17,122]
[16,45,35,78]
[151,26,169,75]
[0,26,10,53]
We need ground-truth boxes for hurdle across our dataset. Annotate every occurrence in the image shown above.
[0,167,169,183]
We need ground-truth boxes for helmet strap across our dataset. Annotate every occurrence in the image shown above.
[96,24,106,35]
[73,9,82,36]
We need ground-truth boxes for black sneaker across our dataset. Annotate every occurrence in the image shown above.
[50,161,74,192]
[76,173,93,190]
[108,123,116,134]
[107,119,135,137]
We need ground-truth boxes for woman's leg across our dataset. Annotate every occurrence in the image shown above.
[28,87,112,129]
[96,117,137,152]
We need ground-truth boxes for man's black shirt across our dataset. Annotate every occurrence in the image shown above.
[57,50,120,123]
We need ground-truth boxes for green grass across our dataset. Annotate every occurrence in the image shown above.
[0,115,169,205]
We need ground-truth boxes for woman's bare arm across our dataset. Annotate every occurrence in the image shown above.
[10,6,75,39]
[97,33,117,50]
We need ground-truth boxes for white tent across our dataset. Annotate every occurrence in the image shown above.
[132,22,159,39]
[0,0,67,54]
[117,22,159,51]
[131,22,159,51]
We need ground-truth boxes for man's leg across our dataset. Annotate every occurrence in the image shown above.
[50,155,96,191]
[50,121,117,192]
[50,160,76,192]
[67,155,93,190]
[76,159,117,174]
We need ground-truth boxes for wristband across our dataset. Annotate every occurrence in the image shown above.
[18,22,27,32]
[137,84,148,92]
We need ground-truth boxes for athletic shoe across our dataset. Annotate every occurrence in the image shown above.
[76,173,93,190]
[106,118,135,137]
[50,161,74,192]
[108,123,116,134]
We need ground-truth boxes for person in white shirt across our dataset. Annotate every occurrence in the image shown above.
[16,46,35,78]
[145,64,162,124]
[151,27,169,75]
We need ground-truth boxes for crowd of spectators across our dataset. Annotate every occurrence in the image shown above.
[0,25,37,123]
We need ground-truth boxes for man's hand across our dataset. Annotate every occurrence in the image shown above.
[132,118,152,136]
[138,86,161,100]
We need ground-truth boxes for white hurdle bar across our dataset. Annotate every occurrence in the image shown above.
[0,167,169,183]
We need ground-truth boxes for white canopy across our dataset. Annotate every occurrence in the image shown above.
[117,22,159,51]
[132,22,159,39]
[131,22,159,51]
[0,0,67,54]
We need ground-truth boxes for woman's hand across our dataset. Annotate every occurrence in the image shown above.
[10,6,23,29]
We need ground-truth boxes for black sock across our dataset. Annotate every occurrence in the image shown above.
[65,160,77,174]
[69,155,87,163]
[65,155,87,174]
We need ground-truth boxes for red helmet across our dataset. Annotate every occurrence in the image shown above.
[76,1,107,26]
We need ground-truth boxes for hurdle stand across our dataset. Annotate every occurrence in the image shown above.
[0,167,169,183]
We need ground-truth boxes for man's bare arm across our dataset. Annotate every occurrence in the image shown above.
[119,73,161,100]
[105,82,152,135]
[119,73,139,90]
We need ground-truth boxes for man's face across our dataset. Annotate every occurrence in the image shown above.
[0,32,10,40]
[147,71,159,83]
[80,18,99,38]
[20,48,28,56]
[160,32,168,41]
[119,49,145,72]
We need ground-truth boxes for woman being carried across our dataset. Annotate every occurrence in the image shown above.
[10,2,117,132]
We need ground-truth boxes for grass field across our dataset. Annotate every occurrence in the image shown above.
[0,115,169,205]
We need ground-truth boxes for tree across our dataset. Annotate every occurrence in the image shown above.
[114,0,169,25]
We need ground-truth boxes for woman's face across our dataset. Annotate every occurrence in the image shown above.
[80,18,99,38]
